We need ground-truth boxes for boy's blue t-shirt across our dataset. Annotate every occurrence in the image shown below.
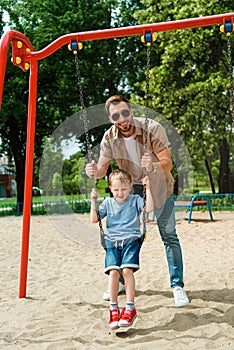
[98,194,144,243]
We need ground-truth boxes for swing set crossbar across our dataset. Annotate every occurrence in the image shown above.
[0,12,233,298]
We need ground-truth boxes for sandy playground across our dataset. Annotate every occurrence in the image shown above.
[0,211,233,350]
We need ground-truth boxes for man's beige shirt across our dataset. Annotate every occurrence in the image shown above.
[100,117,174,208]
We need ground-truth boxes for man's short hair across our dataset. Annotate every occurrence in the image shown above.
[105,95,130,115]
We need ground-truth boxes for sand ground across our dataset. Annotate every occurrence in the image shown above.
[0,211,233,349]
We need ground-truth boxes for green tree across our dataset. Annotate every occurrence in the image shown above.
[52,172,62,194]
[63,152,85,195]
[0,0,145,206]
[38,140,64,195]
[133,0,234,193]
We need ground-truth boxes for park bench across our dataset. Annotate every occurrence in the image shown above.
[174,193,213,223]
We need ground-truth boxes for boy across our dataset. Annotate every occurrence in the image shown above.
[91,169,153,329]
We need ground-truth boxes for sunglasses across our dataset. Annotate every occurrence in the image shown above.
[110,109,131,121]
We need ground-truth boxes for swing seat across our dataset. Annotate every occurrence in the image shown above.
[174,193,213,223]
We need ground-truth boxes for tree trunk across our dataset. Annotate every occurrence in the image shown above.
[173,171,179,196]
[15,157,25,213]
[218,138,231,193]
[204,158,216,194]
[7,117,26,212]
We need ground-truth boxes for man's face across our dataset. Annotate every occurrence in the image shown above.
[108,101,134,135]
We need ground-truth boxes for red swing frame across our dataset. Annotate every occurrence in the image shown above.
[0,12,233,298]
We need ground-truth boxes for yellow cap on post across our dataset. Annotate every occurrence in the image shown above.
[15,57,21,65]
[24,63,30,71]
[17,41,23,49]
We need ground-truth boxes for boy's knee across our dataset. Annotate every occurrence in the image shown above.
[110,269,121,277]
[122,267,133,277]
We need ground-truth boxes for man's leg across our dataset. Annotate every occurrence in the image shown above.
[154,194,189,306]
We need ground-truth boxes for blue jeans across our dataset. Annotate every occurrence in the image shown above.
[154,194,184,287]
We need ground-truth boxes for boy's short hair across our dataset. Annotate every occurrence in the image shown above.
[108,169,132,186]
[105,95,131,115]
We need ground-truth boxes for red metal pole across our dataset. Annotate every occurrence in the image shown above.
[29,12,234,61]
[0,31,34,107]
[0,32,10,109]
[18,58,38,298]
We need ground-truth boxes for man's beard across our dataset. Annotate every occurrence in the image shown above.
[117,123,134,135]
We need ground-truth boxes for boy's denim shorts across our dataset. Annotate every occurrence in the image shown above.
[104,238,142,275]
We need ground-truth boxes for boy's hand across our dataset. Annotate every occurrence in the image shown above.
[142,176,150,189]
[91,187,98,199]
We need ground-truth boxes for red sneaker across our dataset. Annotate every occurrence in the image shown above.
[118,307,137,327]
[109,308,120,330]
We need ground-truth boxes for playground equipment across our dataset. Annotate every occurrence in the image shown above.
[0,12,233,298]
[174,193,213,224]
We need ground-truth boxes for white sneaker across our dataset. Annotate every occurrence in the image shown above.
[102,283,125,301]
[173,286,189,307]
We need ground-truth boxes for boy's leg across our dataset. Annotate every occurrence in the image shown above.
[105,248,122,330]
[122,267,135,302]
[118,268,137,327]
[118,240,141,327]
[118,267,137,327]
[108,269,121,330]
[103,245,125,301]
[109,269,121,302]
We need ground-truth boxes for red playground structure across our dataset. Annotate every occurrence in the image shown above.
[0,12,233,298]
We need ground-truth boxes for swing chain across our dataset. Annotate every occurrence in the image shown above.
[74,55,93,164]
[74,54,105,238]
[145,45,151,111]
[227,35,234,125]
[143,44,151,238]
[144,45,151,153]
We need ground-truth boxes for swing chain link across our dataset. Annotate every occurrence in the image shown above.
[227,35,234,126]
[145,45,151,111]
[144,45,151,153]
[143,44,151,237]
[74,54,105,238]
[74,55,93,164]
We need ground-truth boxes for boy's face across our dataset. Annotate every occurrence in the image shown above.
[109,179,132,203]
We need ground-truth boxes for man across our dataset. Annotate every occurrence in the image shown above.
[85,95,189,307]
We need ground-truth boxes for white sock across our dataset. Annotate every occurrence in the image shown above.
[110,302,118,310]
[126,302,135,311]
